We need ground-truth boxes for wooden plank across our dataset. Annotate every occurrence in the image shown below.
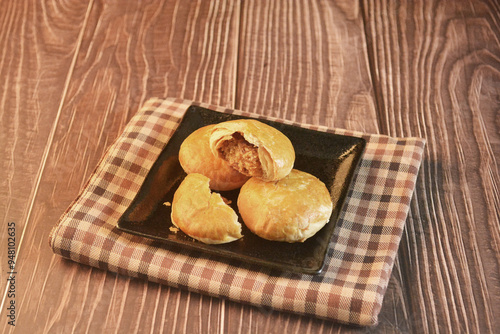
[362,0,500,332]
[236,0,379,133]
[0,0,91,314]
[0,0,241,332]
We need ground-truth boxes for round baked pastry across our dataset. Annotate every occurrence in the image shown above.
[171,173,243,244]
[179,124,249,191]
[237,169,333,243]
[209,119,295,182]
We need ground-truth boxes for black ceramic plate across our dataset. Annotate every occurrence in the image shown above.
[118,105,366,274]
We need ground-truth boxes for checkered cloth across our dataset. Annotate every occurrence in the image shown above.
[49,98,425,326]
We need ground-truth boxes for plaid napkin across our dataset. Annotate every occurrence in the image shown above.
[49,98,425,326]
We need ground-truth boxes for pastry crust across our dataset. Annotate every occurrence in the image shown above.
[237,169,333,243]
[179,124,249,191]
[171,173,243,244]
[209,119,295,181]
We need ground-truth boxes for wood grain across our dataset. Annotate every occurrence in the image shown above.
[0,0,90,295]
[362,0,500,332]
[236,0,377,132]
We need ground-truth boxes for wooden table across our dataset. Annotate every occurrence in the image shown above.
[1,0,499,332]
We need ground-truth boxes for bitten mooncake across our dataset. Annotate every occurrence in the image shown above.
[209,119,295,182]
[179,124,249,191]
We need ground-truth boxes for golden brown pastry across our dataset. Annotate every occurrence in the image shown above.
[171,173,243,244]
[179,124,249,191]
[237,169,333,243]
[209,119,295,181]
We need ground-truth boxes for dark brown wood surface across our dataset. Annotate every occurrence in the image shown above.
[1,0,498,333]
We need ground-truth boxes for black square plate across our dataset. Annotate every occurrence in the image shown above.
[118,105,366,274]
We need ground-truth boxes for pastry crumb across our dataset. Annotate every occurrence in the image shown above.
[163,202,172,206]
[169,226,179,233]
